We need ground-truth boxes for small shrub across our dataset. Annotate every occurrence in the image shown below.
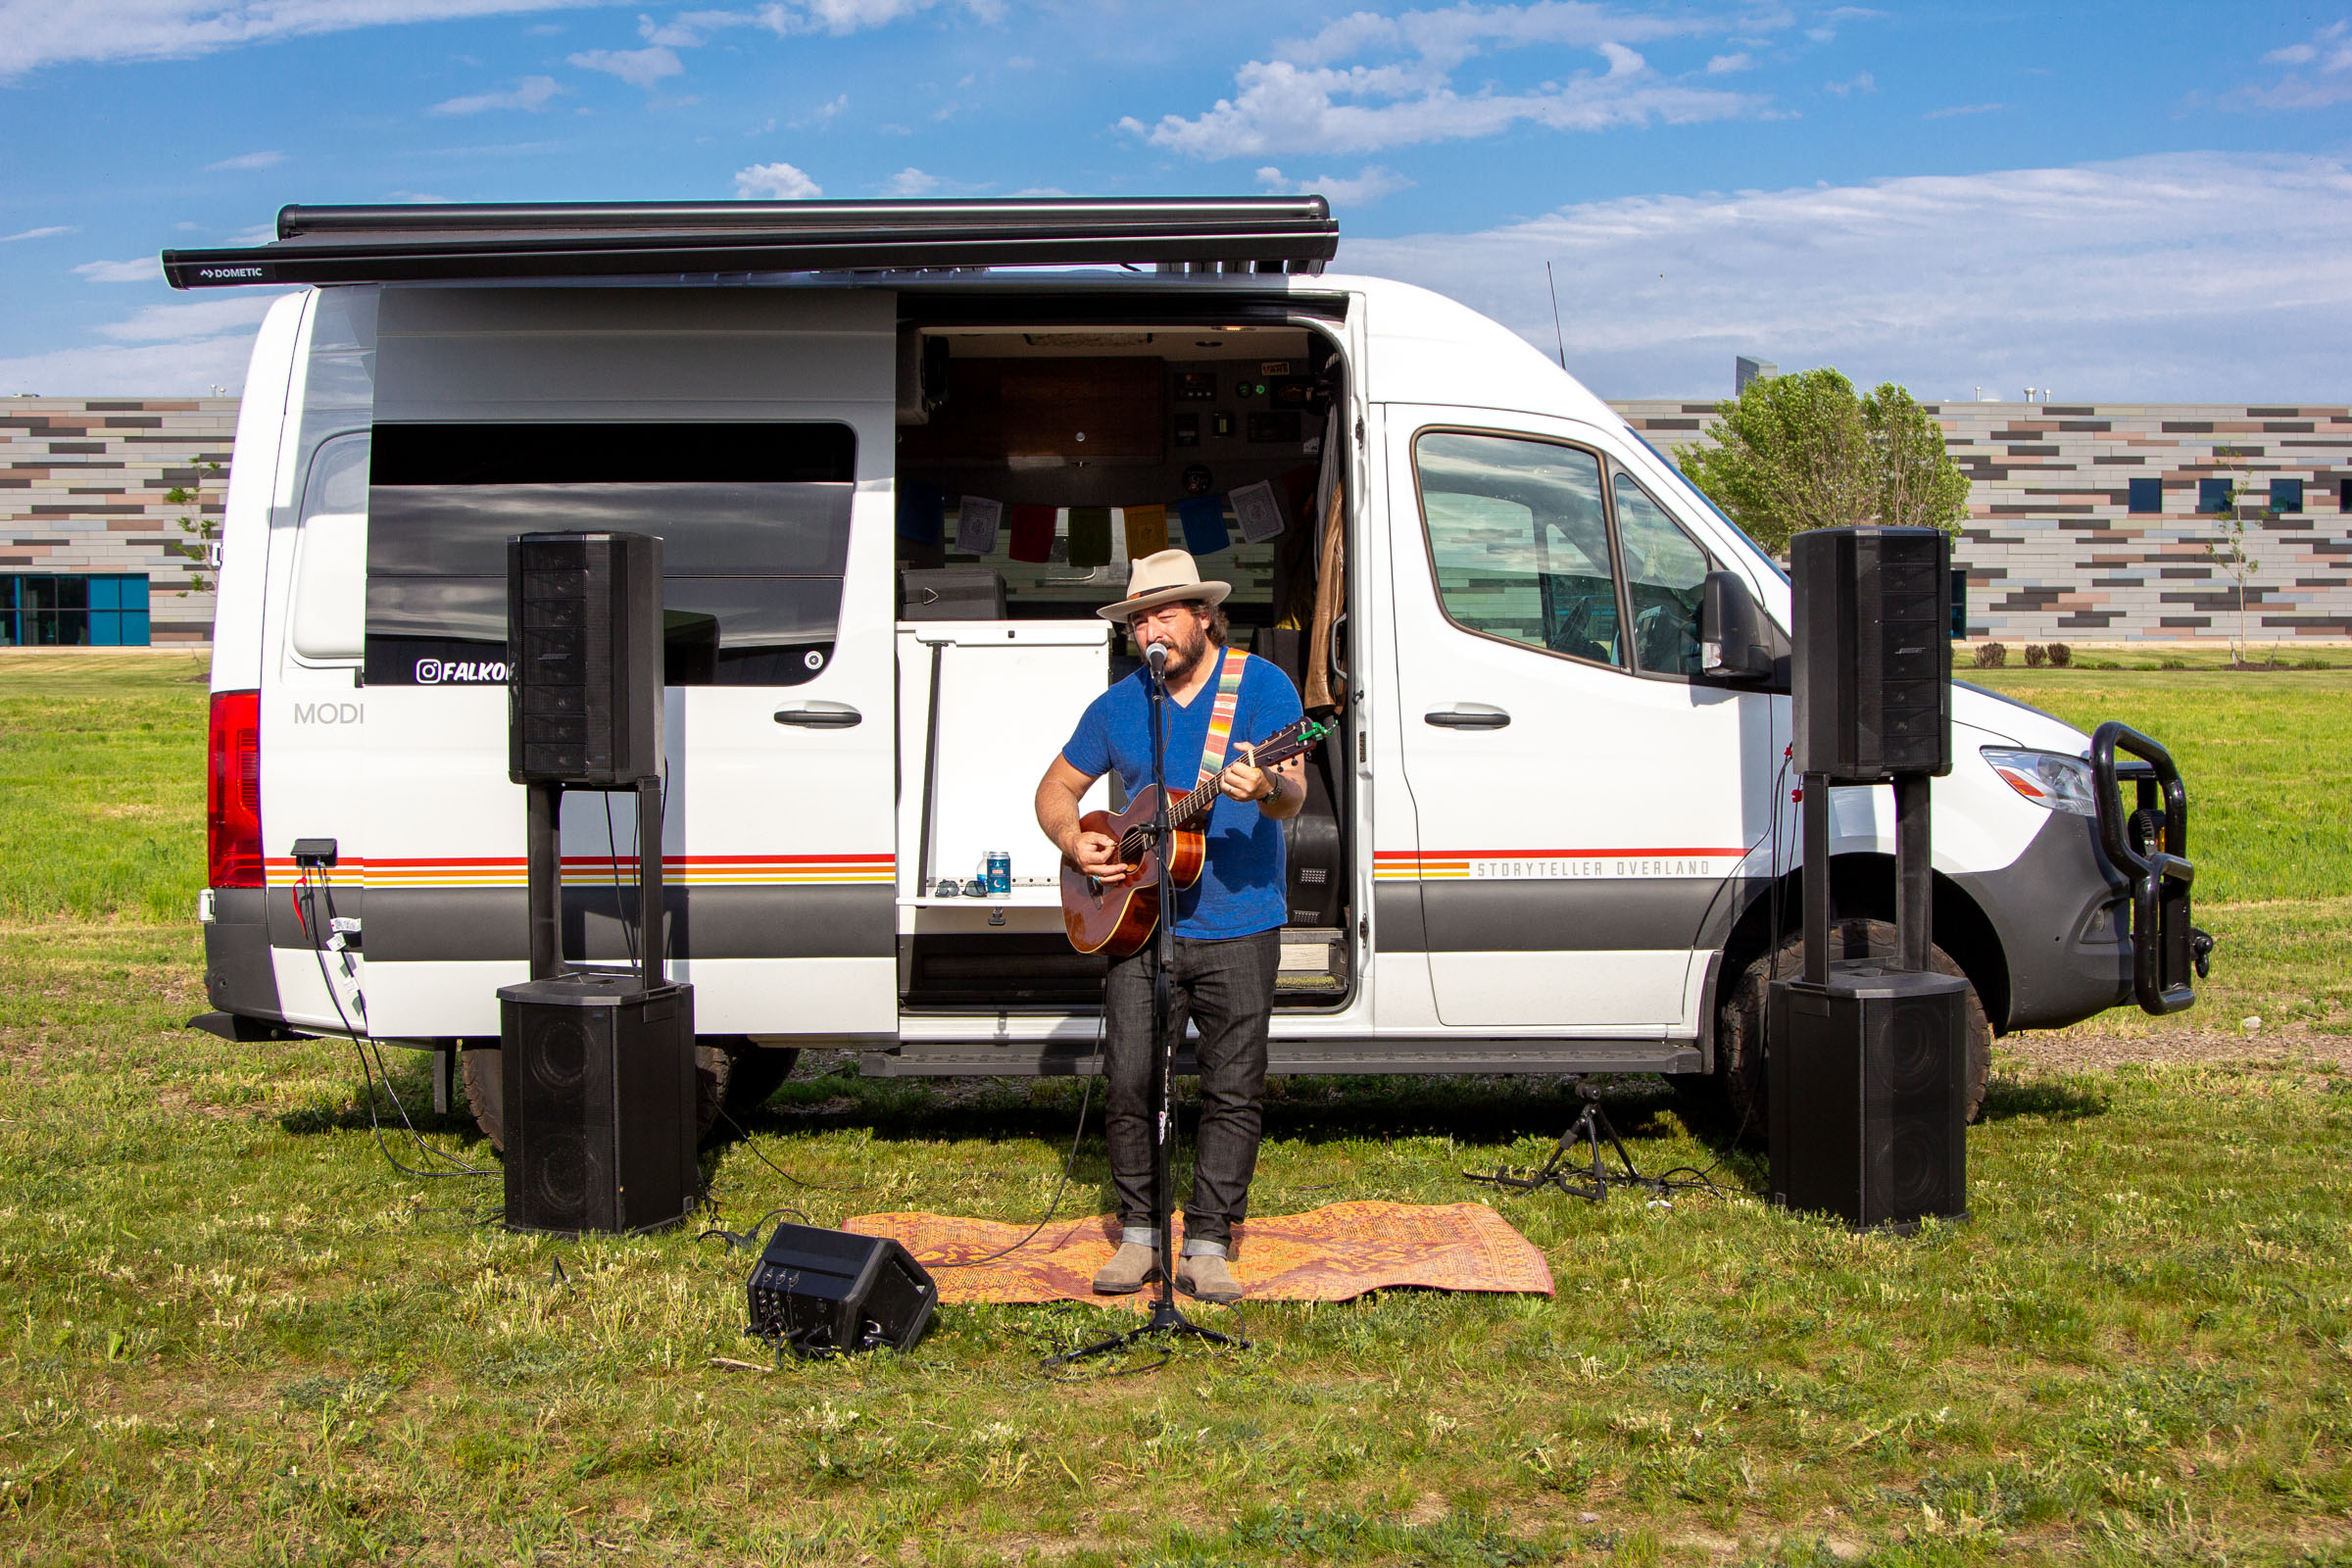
[2158,657,2188,669]
[2024,644,2048,667]
[2047,642,2071,666]
[1974,642,2008,668]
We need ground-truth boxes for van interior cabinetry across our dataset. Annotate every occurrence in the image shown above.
[901,358,1165,463]
[889,321,1356,1021]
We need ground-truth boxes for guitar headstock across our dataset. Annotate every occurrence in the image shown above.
[1248,715,1331,767]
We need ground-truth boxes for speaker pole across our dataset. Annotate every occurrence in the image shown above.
[636,775,662,992]
[1801,771,1831,986]
[1894,773,1934,974]
[527,779,563,981]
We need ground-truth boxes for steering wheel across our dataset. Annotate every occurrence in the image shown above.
[1546,596,1600,661]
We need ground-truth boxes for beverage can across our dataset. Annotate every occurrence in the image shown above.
[985,850,1012,899]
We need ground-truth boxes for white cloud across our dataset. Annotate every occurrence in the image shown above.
[93,294,284,344]
[733,160,821,197]
[1125,4,1777,160]
[1,224,76,242]
[74,257,162,283]
[0,0,593,77]
[792,92,848,128]
[1823,72,1874,97]
[0,290,293,396]
[1255,164,1415,205]
[1923,101,2004,120]
[568,44,683,88]
[1704,51,1750,74]
[1127,42,1764,159]
[882,167,940,196]
[431,74,563,114]
[1341,152,2352,402]
[2227,20,2352,109]
[206,150,286,171]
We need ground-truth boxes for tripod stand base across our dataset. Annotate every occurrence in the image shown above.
[1043,1297,1247,1368]
[1466,1091,1649,1203]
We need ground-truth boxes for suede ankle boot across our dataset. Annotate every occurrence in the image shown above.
[1091,1242,1161,1295]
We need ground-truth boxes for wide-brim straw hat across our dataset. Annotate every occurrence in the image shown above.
[1095,548,1232,622]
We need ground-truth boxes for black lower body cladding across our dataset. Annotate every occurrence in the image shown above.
[203,886,283,1021]
[1950,810,2133,1032]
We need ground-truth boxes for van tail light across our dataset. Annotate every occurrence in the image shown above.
[208,690,264,888]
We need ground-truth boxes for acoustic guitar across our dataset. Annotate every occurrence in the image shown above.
[1060,716,1331,956]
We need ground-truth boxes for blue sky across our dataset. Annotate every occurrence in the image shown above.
[2,0,2348,401]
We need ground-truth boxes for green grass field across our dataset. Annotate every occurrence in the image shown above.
[2,652,2350,1565]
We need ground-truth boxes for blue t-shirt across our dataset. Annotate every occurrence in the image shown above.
[1061,647,1304,939]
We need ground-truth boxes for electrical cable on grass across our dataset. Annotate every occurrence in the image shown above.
[924,1005,1105,1272]
[298,865,495,1182]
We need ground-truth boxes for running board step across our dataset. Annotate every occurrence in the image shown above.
[861,1040,1703,1078]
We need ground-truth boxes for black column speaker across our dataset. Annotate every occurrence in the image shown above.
[1791,526,1952,783]
[508,531,663,787]
[499,970,697,1235]
[1767,964,1970,1232]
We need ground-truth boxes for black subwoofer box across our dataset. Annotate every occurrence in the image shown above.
[497,970,696,1236]
[507,531,663,787]
[1767,963,1970,1233]
[1791,526,1952,782]
[748,1222,938,1354]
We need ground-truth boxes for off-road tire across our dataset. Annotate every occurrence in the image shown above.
[719,1044,801,1117]
[1715,916,1992,1147]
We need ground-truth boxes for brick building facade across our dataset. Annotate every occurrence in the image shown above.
[1615,399,2352,642]
[1,396,229,644]
[10,393,2348,646]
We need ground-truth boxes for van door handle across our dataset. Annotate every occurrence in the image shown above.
[1424,706,1509,729]
[774,703,861,729]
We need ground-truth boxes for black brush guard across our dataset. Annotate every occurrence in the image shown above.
[2090,721,2209,1014]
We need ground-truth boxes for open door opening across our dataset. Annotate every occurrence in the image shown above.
[891,318,1356,1014]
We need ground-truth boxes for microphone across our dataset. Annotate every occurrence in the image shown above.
[1145,642,1168,679]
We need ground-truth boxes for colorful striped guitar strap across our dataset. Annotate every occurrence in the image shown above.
[1195,647,1251,787]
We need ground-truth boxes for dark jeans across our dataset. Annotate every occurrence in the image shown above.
[1102,928,1280,1250]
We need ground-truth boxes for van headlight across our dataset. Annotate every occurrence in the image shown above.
[1981,748,2098,816]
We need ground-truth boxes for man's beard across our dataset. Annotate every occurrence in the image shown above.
[1155,621,1211,681]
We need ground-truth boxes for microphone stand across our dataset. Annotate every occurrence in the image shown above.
[1047,642,1244,1367]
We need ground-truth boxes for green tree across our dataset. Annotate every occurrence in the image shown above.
[164,458,222,596]
[2203,478,2269,667]
[1673,368,1971,557]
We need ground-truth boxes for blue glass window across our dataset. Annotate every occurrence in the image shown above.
[2271,478,2304,514]
[0,574,150,646]
[2198,478,2234,514]
[2127,477,2163,514]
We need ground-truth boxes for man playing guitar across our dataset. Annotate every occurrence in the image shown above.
[1034,549,1306,1304]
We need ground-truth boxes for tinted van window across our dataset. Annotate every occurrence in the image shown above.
[1414,430,1620,667]
[364,422,856,687]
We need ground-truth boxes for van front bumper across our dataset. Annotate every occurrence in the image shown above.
[1949,810,2135,1033]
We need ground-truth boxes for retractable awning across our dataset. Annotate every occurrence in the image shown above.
[161,197,1338,289]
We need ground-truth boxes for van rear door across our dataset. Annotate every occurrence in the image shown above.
[1383,408,1771,1036]
[356,287,900,1041]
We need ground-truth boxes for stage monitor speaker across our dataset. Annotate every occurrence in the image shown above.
[497,971,696,1236]
[748,1223,938,1354]
[1791,526,1952,783]
[508,531,663,787]
[1767,963,1969,1233]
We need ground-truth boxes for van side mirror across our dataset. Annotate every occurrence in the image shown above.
[1699,570,1775,682]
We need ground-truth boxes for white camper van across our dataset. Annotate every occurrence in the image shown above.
[174,198,2198,1142]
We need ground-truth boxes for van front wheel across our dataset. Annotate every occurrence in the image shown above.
[1715,917,1991,1147]
[459,1038,748,1153]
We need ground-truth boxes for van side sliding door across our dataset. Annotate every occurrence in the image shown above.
[358,287,901,1041]
[1384,410,1761,1037]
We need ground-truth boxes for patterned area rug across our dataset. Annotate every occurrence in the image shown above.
[844,1200,1554,1308]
